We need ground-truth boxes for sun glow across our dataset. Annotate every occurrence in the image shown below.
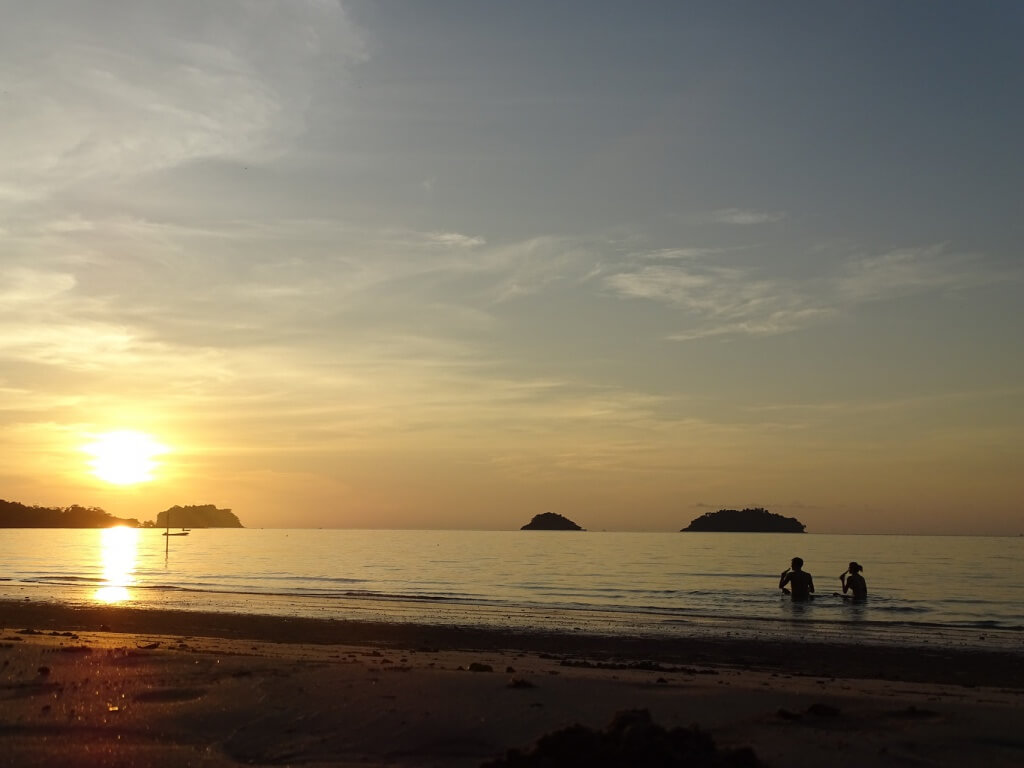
[84,430,168,485]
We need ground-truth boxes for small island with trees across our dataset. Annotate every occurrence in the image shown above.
[520,512,584,531]
[681,507,805,533]
[153,505,243,529]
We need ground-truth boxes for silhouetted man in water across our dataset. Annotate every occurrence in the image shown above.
[779,557,814,601]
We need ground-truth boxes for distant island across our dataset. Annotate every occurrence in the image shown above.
[0,499,140,528]
[681,507,805,533]
[155,504,243,529]
[521,512,583,531]
[0,498,243,529]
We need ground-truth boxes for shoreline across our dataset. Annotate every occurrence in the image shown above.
[2,599,1023,766]
[3,599,1022,688]
[4,579,1022,651]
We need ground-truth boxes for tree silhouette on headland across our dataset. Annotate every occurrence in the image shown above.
[1,499,244,528]
[0,499,140,528]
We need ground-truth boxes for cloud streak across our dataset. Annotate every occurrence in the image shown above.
[606,244,1010,341]
[712,208,786,225]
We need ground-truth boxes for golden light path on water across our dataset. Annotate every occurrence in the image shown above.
[93,526,139,604]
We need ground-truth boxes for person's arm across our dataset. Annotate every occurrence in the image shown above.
[841,572,849,594]
[808,574,815,594]
[779,570,791,590]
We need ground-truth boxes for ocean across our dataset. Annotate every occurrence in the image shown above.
[1,529,1021,651]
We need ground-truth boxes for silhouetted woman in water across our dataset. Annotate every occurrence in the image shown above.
[840,561,867,600]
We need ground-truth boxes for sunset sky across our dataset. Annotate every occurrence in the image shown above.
[2,1,1021,534]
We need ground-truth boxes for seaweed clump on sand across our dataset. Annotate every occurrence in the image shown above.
[482,709,761,767]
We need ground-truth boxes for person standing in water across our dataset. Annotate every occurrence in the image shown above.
[779,557,815,600]
[840,561,867,599]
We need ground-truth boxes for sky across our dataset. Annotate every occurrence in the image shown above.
[1,1,1022,534]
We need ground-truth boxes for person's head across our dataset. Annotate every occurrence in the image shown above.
[791,557,804,571]
[848,562,862,574]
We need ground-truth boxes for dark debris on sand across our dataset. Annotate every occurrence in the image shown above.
[557,658,718,675]
[482,709,761,767]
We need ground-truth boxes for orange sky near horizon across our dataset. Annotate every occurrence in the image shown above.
[3,398,1021,536]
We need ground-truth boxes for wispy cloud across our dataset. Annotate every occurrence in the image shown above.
[0,267,77,305]
[478,236,599,302]
[606,243,1010,341]
[744,386,1024,416]
[834,244,986,302]
[605,261,834,340]
[426,232,486,248]
[0,2,365,197]
[629,247,731,261]
[712,208,786,225]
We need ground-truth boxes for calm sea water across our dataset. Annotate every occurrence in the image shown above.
[1,530,1021,651]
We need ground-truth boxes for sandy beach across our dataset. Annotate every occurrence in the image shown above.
[1,601,1021,767]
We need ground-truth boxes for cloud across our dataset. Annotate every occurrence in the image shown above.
[606,261,829,339]
[0,2,365,197]
[0,218,596,393]
[712,208,786,225]
[0,268,77,305]
[835,244,987,302]
[630,247,728,261]
[426,232,487,248]
[0,322,146,370]
[605,264,733,306]
[744,386,1024,417]
[45,216,97,234]
[666,308,835,341]
[606,243,1009,341]
[469,236,599,303]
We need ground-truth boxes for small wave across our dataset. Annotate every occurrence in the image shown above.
[944,620,1023,631]
[240,575,368,585]
[867,605,931,614]
[26,575,102,584]
[339,590,484,604]
[678,573,780,579]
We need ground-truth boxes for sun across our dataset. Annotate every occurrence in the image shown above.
[84,430,168,485]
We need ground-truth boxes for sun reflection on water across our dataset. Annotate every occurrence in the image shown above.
[94,526,138,604]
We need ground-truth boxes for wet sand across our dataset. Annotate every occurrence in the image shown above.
[1,600,1022,766]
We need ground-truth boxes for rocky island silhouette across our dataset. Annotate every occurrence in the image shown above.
[520,512,584,530]
[681,507,805,533]
[154,504,243,528]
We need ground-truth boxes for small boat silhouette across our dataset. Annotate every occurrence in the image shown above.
[162,513,190,536]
